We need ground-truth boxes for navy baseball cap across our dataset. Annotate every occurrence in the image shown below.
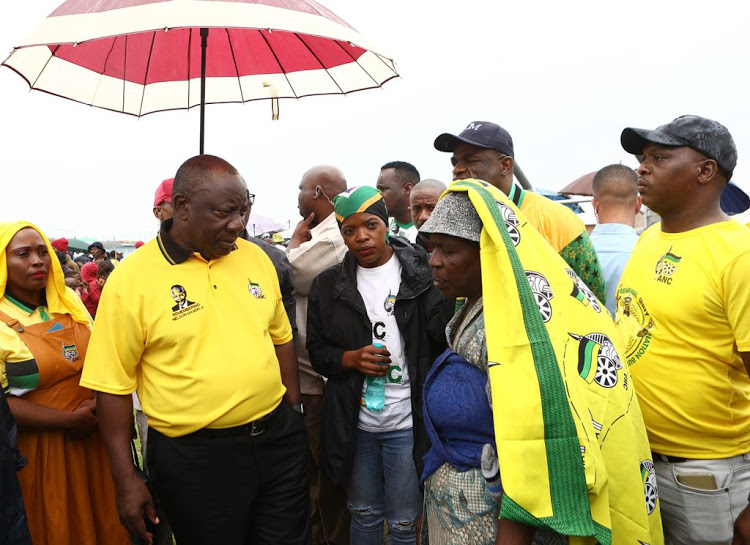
[621,115,737,178]
[434,121,514,158]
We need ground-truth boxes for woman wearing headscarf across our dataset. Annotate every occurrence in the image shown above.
[417,180,663,545]
[0,221,129,545]
[80,261,101,317]
[306,186,444,545]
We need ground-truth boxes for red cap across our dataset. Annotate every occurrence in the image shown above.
[134,241,145,248]
[51,238,69,252]
[153,178,174,208]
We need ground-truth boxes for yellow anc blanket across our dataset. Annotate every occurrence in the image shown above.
[449,180,663,545]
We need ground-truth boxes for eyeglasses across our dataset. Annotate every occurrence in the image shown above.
[248,193,256,205]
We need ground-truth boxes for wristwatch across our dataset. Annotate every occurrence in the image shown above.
[291,403,305,416]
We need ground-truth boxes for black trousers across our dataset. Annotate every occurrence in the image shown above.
[148,402,311,545]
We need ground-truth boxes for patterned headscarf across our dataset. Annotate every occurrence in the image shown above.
[0,221,90,325]
[333,186,389,229]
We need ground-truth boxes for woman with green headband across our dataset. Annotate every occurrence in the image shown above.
[307,186,445,545]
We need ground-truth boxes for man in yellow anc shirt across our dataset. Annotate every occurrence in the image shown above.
[434,121,606,304]
[617,115,750,545]
[80,155,310,545]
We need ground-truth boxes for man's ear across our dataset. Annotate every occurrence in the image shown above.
[500,156,514,177]
[696,159,719,186]
[172,193,190,220]
[403,183,414,197]
[634,195,643,215]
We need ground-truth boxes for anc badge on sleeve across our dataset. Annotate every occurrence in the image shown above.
[448,179,663,545]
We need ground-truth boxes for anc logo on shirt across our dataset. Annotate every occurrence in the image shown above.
[170,285,203,321]
[526,271,554,322]
[616,288,654,366]
[640,459,658,515]
[248,279,265,299]
[566,268,601,313]
[61,342,80,364]
[654,247,681,285]
[383,292,396,315]
[569,332,623,388]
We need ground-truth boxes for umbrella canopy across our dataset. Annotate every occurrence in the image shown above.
[2,0,398,151]
[559,171,596,196]
[247,214,286,235]
[721,181,750,215]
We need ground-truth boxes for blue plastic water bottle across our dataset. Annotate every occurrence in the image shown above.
[364,343,387,411]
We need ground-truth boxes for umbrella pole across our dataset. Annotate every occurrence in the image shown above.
[199,27,209,154]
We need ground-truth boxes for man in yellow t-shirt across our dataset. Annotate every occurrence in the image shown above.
[80,155,309,545]
[617,115,750,545]
[434,121,606,304]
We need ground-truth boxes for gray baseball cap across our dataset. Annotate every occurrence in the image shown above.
[419,192,482,242]
[621,115,737,178]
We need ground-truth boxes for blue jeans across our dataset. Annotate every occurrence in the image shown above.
[346,428,422,545]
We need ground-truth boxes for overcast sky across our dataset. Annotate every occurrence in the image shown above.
[2,0,749,241]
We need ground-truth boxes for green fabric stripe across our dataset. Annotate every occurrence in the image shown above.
[39,307,50,322]
[664,253,681,263]
[9,372,39,391]
[579,340,594,379]
[453,181,601,539]
[4,293,34,313]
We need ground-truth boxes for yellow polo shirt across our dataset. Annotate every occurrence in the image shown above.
[81,225,293,437]
[615,220,750,457]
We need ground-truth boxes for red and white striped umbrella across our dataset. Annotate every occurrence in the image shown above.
[2,0,398,151]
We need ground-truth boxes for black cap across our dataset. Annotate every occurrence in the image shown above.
[621,115,737,178]
[434,121,514,158]
[88,241,104,251]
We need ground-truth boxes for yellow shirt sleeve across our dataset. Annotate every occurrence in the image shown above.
[723,250,750,352]
[80,278,144,395]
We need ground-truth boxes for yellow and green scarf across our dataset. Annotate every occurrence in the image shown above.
[446,180,662,545]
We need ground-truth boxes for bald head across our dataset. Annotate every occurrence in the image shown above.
[592,164,641,225]
[409,179,447,230]
[298,165,347,226]
[174,154,241,198]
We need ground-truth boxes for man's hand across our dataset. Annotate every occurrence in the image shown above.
[64,397,98,440]
[115,472,158,545]
[342,345,391,376]
[287,213,315,250]
[733,504,750,545]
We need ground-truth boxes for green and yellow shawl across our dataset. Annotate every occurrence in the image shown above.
[446,180,662,545]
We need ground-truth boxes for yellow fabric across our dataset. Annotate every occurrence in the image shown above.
[80,238,293,437]
[0,293,91,392]
[518,191,586,253]
[446,180,662,545]
[615,220,750,458]
[0,221,90,325]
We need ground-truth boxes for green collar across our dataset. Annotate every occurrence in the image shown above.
[507,183,526,208]
[5,293,51,321]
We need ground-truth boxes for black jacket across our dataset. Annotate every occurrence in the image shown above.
[307,237,445,487]
[0,388,31,545]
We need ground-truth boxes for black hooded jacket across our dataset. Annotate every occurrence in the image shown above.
[307,237,445,487]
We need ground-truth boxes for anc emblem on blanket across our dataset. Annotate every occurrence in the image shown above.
[445,180,663,545]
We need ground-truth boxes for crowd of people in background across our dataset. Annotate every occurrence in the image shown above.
[1,114,749,545]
